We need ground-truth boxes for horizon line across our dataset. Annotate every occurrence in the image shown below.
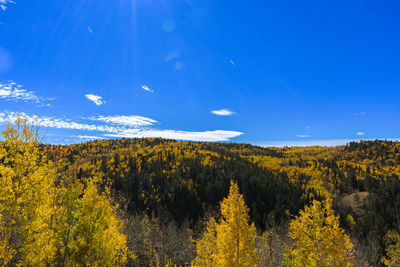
[254,138,400,148]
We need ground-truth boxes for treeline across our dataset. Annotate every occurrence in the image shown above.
[2,118,400,265]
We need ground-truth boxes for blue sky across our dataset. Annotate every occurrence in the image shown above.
[0,0,399,146]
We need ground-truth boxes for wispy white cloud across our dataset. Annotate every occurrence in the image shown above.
[0,81,54,104]
[0,111,243,142]
[211,109,235,116]
[356,132,366,136]
[165,51,180,62]
[0,0,15,11]
[88,26,93,33]
[0,112,121,132]
[296,134,311,138]
[230,60,236,66]
[85,94,105,106]
[354,112,366,116]
[105,129,243,142]
[76,135,104,140]
[141,85,153,93]
[90,115,157,126]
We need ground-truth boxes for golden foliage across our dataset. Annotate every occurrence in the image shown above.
[0,117,128,266]
[191,217,217,267]
[0,117,59,265]
[382,230,400,266]
[66,179,127,266]
[284,198,354,267]
[192,181,257,267]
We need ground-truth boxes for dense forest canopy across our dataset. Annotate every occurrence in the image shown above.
[2,120,400,266]
[42,137,400,265]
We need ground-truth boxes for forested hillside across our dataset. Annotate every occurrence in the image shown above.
[43,137,400,265]
[2,119,400,265]
[46,139,305,228]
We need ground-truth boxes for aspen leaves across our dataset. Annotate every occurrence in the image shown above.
[0,118,127,266]
[284,198,354,267]
[0,117,58,265]
[192,181,257,267]
[382,230,400,267]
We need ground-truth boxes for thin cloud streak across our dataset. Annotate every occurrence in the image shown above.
[0,111,243,142]
[354,112,367,116]
[211,109,235,116]
[105,129,243,142]
[296,134,311,138]
[141,85,153,93]
[165,52,180,62]
[76,135,104,140]
[0,81,54,104]
[0,112,122,133]
[90,115,157,126]
[0,0,15,11]
[85,94,105,106]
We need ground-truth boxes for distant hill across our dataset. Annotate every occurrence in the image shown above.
[45,138,400,262]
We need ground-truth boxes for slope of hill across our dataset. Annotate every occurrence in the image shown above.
[44,138,400,264]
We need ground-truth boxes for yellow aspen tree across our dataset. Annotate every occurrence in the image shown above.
[215,181,257,267]
[55,180,83,266]
[382,230,400,266]
[67,179,127,266]
[284,198,354,267]
[0,117,59,265]
[191,217,217,267]
[192,182,257,267]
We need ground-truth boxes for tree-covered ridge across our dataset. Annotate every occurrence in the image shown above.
[45,139,305,228]
[42,138,400,265]
[3,124,400,266]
